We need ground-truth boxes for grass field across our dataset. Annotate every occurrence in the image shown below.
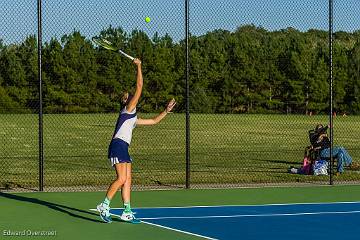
[0,113,359,190]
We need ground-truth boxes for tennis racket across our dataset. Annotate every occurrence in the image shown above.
[92,37,135,61]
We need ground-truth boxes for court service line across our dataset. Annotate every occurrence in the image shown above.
[138,210,360,220]
[131,201,360,209]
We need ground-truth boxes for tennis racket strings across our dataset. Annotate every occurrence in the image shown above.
[92,37,135,61]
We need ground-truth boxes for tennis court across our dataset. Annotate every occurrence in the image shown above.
[1,1,360,240]
[2,186,360,239]
[113,202,360,240]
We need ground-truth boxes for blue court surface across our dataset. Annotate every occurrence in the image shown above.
[109,202,360,240]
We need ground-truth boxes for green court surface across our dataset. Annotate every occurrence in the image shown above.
[2,185,360,239]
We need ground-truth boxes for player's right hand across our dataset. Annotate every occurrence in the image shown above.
[133,58,142,66]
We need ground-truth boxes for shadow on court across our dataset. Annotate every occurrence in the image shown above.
[0,192,116,223]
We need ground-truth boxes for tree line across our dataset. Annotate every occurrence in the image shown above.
[0,25,359,114]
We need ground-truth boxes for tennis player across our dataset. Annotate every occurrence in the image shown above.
[97,58,176,223]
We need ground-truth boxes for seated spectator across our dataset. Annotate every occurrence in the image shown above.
[311,124,353,174]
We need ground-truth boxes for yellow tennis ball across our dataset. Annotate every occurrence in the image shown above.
[145,16,151,23]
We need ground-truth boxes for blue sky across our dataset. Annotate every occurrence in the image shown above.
[1,0,359,44]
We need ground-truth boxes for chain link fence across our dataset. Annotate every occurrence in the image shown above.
[40,0,185,191]
[0,0,359,191]
[189,0,360,187]
[0,0,39,191]
[332,0,360,183]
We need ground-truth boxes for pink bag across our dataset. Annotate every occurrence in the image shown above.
[302,156,311,175]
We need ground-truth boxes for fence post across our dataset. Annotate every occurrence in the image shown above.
[185,0,190,189]
[37,0,44,191]
[329,0,334,185]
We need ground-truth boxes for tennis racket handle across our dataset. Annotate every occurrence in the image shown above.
[118,50,135,61]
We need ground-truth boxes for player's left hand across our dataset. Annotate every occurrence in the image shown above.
[166,98,176,113]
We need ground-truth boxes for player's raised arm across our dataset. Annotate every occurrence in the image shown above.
[126,58,143,112]
[136,98,176,126]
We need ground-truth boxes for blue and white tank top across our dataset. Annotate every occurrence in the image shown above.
[112,107,137,145]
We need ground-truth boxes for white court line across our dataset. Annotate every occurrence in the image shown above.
[126,201,360,209]
[138,210,360,220]
[90,209,217,240]
[91,201,360,220]
[141,220,218,240]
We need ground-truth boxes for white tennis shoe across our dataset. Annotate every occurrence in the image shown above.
[97,203,112,223]
[120,211,141,224]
